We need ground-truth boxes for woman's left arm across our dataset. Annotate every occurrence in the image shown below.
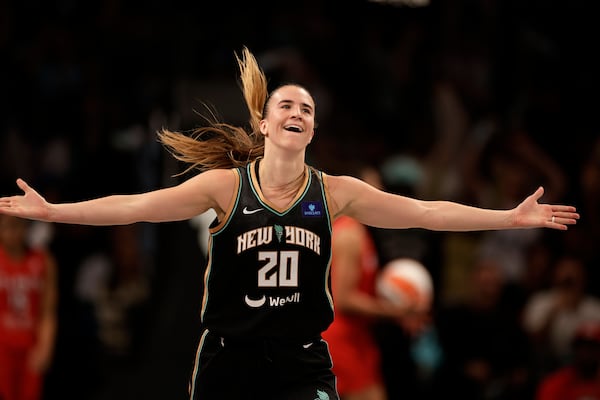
[328,175,579,231]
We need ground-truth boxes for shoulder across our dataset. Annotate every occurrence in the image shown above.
[199,167,240,180]
[323,173,371,217]
[174,168,240,218]
[185,168,239,193]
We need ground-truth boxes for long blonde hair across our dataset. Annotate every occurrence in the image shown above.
[157,47,268,174]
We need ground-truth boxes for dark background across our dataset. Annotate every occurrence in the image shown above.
[1,1,598,399]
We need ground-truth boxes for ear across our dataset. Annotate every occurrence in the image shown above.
[307,129,315,143]
[259,119,268,136]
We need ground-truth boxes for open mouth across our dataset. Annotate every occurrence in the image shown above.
[284,125,303,133]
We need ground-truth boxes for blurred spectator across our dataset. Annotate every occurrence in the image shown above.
[0,215,58,400]
[578,137,600,240]
[369,154,443,400]
[501,239,555,317]
[434,123,567,305]
[565,136,600,297]
[535,320,600,400]
[464,128,567,285]
[74,224,151,400]
[0,127,35,192]
[0,2,594,399]
[433,256,533,400]
[522,254,600,377]
[324,213,389,400]
[323,163,431,400]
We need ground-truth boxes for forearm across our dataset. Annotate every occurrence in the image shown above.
[336,175,575,231]
[48,194,145,225]
[340,178,523,231]
[31,315,57,372]
[337,292,399,319]
[418,200,515,231]
[354,194,516,231]
[1,175,223,225]
[36,315,57,356]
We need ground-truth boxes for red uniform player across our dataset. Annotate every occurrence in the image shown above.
[0,215,58,400]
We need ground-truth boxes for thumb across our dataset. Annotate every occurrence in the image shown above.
[16,178,31,193]
[530,186,544,202]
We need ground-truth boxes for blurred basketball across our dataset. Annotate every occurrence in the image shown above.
[376,258,433,310]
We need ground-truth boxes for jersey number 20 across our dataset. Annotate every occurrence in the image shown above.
[257,250,299,287]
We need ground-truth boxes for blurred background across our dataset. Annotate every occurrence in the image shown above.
[1,0,599,399]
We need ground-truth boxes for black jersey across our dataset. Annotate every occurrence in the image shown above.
[201,159,334,340]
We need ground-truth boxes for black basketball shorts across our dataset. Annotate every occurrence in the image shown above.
[188,329,339,400]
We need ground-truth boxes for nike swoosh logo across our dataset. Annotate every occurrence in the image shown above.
[302,342,314,349]
[243,207,264,215]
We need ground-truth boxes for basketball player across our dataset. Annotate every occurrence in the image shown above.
[0,215,58,400]
[322,164,424,400]
[0,47,579,400]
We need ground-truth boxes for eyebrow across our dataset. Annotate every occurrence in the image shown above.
[278,99,314,112]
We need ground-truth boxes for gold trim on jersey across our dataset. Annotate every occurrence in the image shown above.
[202,168,241,321]
[208,168,241,234]
[321,172,335,225]
[319,172,335,310]
[248,159,310,213]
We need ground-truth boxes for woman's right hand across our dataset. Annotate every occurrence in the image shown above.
[0,178,51,221]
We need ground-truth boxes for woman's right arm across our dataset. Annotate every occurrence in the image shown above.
[0,169,235,226]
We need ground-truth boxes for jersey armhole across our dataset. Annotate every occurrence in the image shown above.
[209,168,241,234]
[321,172,335,233]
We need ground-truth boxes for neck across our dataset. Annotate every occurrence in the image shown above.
[257,157,306,189]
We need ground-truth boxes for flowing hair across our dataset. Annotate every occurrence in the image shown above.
[157,46,268,174]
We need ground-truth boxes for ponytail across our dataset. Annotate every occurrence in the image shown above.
[158,46,268,174]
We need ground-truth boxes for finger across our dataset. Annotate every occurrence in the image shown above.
[551,209,580,221]
[16,178,29,193]
[553,216,579,225]
[551,205,579,214]
[547,214,578,231]
[552,212,580,219]
[529,186,544,202]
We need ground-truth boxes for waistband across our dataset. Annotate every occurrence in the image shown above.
[205,329,321,348]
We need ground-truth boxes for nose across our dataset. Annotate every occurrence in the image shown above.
[291,105,303,117]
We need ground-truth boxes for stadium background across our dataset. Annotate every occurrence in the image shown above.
[1,1,597,399]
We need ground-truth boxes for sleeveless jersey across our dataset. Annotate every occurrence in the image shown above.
[201,160,334,340]
[0,247,47,348]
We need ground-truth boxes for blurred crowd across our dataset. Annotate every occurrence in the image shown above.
[0,1,598,399]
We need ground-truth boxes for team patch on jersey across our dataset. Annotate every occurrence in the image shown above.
[301,201,323,217]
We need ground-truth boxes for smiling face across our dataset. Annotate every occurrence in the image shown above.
[259,84,316,153]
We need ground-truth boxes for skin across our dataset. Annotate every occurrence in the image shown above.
[0,85,580,233]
